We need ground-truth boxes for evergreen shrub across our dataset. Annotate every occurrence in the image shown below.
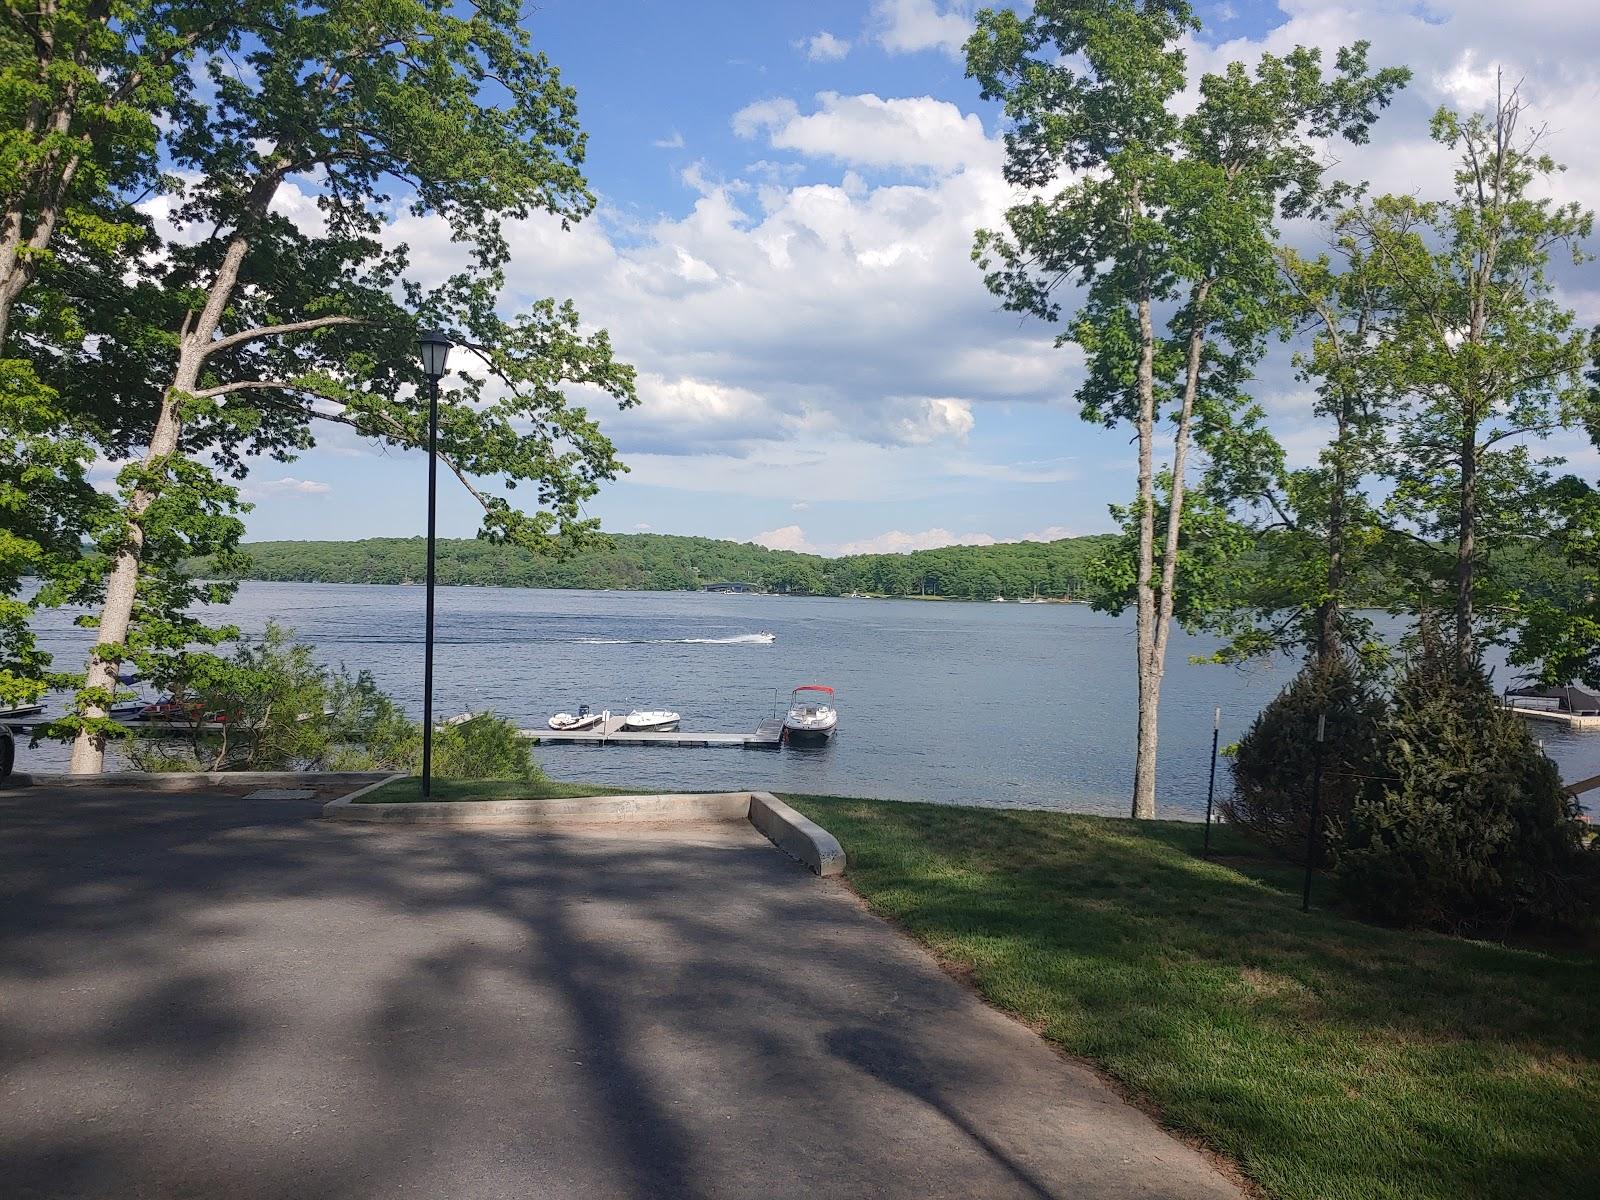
[1337,641,1598,932]
[1224,651,1385,863]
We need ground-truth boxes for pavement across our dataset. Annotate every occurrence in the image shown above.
[0,785,1244,1200]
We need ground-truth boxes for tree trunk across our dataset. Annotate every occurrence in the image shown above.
[1131,288,1159,819]
[67,220,258,773]
[1317,404,1350,662]
[1133,282,1212,818]
[1455,431,1476,668]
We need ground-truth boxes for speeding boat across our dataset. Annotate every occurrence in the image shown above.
[782,685,838,744]
[622,709,680,732]
[548,704,605,732]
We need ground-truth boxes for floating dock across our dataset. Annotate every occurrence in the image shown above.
[1505,705,1600,731]
[525,715,784,749]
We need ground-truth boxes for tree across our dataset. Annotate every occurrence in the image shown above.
[1345,83,1594,667]
[966,1,1406,816]
[1190,239,1403,669]
[0,1,231,343]
[60,0,638,772]
[1,3,243,713]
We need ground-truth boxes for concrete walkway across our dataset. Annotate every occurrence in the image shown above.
[0,786,1243,1200]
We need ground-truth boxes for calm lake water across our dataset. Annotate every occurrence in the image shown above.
[21,582,1600,818]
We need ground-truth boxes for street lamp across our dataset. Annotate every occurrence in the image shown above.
[417,328,452,798]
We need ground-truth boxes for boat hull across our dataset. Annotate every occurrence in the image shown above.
[622,711,681,732]
[783,725,834,744]
[783,715,838,744]
[548,715,604,731]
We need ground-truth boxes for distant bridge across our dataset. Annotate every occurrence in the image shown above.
[702,581,763,594]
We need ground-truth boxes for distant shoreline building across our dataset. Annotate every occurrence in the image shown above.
[702,581,763,594]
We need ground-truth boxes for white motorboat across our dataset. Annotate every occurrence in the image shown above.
[782,685,838,744]
[622,709,680,732]
[548,704,605,732]
[0,701,45,720]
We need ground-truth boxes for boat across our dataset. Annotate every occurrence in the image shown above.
[782,685,838,744]
[548,704,605,732]
[622,709,680,732]
[0,701,45,720]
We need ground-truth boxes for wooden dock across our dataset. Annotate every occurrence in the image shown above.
[525,715,784,749]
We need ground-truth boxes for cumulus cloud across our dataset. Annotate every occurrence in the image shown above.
[313,1,1600,538]
[752,524,817,553]
[244,476,331,499]
[870,0,972,59]
[755,524,1078,558]
[801,31,851,62]
[733,91,994,173]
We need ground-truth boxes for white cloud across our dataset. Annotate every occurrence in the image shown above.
[321,1,1600,542]
[836,527,995,555]
[754,523,1078,558]
[243,476,331,499]
[633,522,653,531]
[652,130,686,149]
[870,0,972,59]
[886,396,974,444]
[734,91,994,173]
[801,31,851,62]
[752,524,817,553]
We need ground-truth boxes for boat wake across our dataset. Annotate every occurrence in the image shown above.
[577,631,776,646]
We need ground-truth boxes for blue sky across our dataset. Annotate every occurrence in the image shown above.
[215,0,1600,555]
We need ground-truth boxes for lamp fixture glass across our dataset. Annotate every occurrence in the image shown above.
[417,329,452,379]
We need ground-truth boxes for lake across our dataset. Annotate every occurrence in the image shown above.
[21,582,1600,818]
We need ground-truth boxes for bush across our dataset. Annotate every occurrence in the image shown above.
[132,626,422,773]
[1337,638,1598,933]
[428,712,543,781]
[323,669,418,771]
[1224,651,1386,864]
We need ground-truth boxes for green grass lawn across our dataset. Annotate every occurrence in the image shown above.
[786,795,1599,1200]
[358,777,637,802]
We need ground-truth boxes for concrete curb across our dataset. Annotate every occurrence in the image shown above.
[749,792,846,876]
[322,784,847,877]
[2,770,392,791]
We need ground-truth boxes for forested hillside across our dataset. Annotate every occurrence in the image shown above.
[206,534,1119,600]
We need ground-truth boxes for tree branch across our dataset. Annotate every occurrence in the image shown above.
[203,314,366,360]
[190,380,318,400]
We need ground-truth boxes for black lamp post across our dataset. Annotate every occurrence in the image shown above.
[417,329,452,798]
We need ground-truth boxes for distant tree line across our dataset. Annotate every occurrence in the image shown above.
[197,533,1119,600]
[198,529,1583,607]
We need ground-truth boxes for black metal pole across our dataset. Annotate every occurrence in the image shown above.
[421,373,439,798]
[1301,712,1326,912]
[1203,706,1220,854]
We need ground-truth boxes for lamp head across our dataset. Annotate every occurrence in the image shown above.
[417,329,452,380]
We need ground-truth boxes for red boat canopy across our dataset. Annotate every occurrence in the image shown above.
[793,685,834,694]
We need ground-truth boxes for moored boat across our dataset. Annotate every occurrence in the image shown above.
[622,709,680,732]
[782,685,838,744]
[548,704,605,731]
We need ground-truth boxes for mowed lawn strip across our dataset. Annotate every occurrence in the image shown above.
[358,778,640,802]
[786,795,1599,1200]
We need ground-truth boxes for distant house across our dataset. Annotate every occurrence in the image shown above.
[1505,684,1600,716]
[702,581,763,594]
